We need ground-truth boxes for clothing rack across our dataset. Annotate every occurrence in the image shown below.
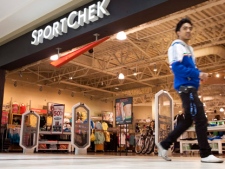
[0,124,7,152]
[5,124,22,152]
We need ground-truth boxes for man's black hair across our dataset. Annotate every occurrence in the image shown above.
[175,18,193,32]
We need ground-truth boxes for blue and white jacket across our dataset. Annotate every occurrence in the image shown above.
[168,39,200,91]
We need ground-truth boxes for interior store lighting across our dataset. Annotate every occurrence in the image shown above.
[133,72,138,76]
[153,64,157,72]
[220,107,224,113]
[50,48,61,61]
[216,73,220,78]
[118,73,125,79]
[116,31,127,40]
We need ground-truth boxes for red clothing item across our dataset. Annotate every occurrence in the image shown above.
[20,104,26,114]
[12,102,19,113]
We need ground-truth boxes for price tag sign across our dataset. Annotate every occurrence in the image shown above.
[52,104,65,134]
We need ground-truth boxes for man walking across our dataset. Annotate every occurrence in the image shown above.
[156,18,223,163]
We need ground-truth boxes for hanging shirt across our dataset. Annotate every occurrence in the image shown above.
[12,102,19,113]
[102,122,108,131]
[119,133,126,145]
[95,121,103,130]
[20,103,26,114]
[104,131,110,142]
[94,131,105,144]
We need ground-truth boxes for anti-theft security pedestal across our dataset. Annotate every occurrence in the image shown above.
[20,111,40,154]
[71,103,90,155]
[154,90,174,154]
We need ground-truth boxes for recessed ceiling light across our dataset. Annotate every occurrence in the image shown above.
[50,54,59,61]
[116,31,127,40]
[133,72,138,76]
[118,73,125,79]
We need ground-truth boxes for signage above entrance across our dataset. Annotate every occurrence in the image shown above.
[31,0,110,46]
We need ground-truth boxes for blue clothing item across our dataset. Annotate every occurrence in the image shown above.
[208,136,221,141]
[83,119,95,129]
[168,40,200,91]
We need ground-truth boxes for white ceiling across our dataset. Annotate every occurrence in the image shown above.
[0,0,92,45]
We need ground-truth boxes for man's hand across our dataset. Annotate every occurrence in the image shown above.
[199,72,208,81]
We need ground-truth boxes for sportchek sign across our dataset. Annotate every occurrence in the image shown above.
[31,0,110,45]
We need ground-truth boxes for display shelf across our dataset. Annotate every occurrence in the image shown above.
[11,114,22,125]
[37,140,71,152]
[91,116,102,121]
[180,124,225,154]
[38,141,58,144]
[179,139,225,154]
[37,139,71,152]
[39,131,52,135]
[38,149,57,151]
[39,131,71,135]
[186,125,225,132]
[63,132,71,135]
[58,141,70,144]
[57,149,69,151]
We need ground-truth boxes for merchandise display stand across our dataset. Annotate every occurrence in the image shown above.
[37,132,72,152]
[19,111,40,154]
[36,104,72,152]
[179,124,225,154]
[71,103,90,155]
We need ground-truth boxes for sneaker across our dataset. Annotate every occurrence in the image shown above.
[201,155,223,163]
[156,143,171,161]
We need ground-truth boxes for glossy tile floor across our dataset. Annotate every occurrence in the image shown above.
[0,153,224,169]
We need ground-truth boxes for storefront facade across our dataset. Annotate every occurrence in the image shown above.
[0,0,208,144]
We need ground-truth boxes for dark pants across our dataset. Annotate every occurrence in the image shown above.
[161,88,211,158]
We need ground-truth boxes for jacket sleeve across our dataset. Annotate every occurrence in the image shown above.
[171,61,200,78]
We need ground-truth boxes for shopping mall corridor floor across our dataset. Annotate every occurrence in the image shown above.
[0,153,224,169]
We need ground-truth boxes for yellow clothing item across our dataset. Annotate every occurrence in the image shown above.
[46,116,53,126]
[104,131,110,142]
[79,111,87,121]
[102,122,108,131]
[90,132,96,142]
[29,114,37,127]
